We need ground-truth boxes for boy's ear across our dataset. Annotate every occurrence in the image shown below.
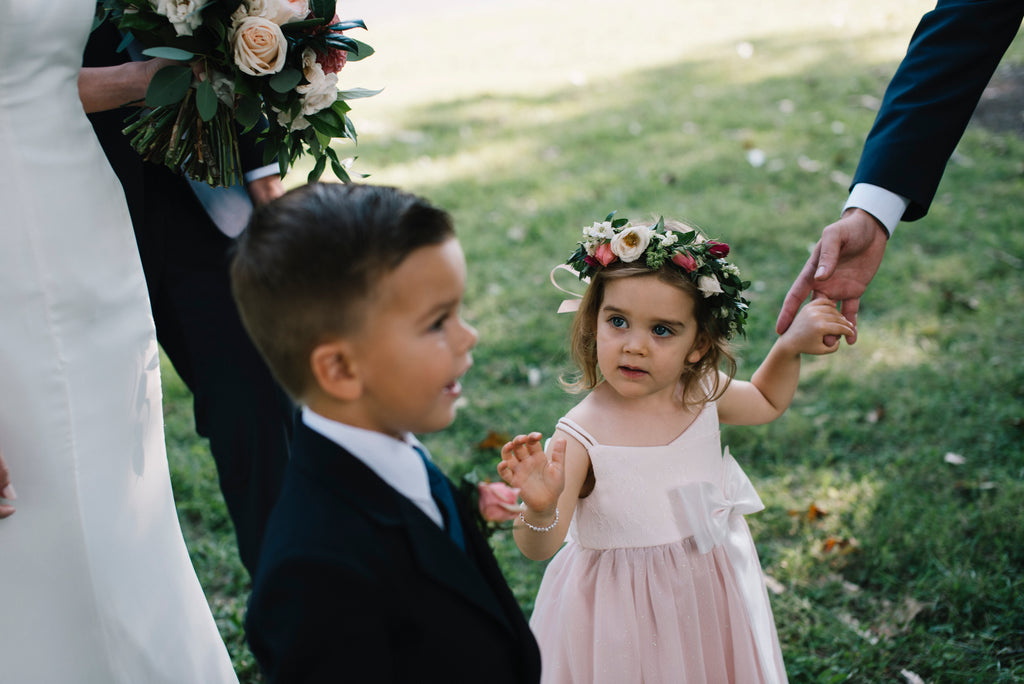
[310,340,362,401]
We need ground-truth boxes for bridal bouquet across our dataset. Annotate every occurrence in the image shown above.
[99,0,378,186]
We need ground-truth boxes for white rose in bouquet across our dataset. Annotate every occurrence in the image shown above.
[232,17,287,76]
[268,0,311,25]
[155,0,204,36]
[297,48,339,115]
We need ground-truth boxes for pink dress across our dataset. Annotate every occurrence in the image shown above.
[529,402,787,683]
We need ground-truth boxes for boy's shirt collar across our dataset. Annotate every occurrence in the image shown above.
[301,406,444,528]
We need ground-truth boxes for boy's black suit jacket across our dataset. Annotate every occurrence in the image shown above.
[246,422,542,683]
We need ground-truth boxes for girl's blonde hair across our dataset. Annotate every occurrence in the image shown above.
[564,260,737,407]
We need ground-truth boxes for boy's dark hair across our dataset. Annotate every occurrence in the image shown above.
[230,183,455,400]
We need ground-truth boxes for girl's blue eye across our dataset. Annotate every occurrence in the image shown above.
[609,315,627,328]
[653,324,672,337]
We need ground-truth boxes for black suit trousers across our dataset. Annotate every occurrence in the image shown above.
[136,164,295,576]
[85,20,294,576]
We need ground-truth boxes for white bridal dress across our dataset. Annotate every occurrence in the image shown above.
[0,2,238,681]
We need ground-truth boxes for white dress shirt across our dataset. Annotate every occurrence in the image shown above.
[843,183,910,237]
[301,406,445,528]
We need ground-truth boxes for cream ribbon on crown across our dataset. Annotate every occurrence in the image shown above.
[550,264,588,313]
[669,448,787,684]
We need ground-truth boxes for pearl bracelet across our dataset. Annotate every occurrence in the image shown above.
[519,506,559,532]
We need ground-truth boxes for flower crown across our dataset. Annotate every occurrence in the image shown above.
[565,212,751,338]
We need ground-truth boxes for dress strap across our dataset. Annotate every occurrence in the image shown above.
[555,417,596,448]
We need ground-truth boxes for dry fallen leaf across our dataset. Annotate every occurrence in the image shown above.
[476,430,510,451]
[821,536,858,554]
[787,502,828,520]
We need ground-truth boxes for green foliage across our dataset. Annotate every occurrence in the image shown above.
[167,3,1024,681]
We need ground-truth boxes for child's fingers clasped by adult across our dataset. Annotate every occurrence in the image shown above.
[498,432,565,513]
[785,298,857,355]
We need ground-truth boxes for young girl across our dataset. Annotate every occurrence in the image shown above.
[498,214,854,684]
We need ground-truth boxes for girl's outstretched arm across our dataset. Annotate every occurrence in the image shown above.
[499,431,589,560]
[718,298,854,426]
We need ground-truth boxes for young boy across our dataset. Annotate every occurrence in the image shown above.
[231,183,542,683]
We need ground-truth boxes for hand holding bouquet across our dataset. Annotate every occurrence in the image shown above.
[99,0,378,186]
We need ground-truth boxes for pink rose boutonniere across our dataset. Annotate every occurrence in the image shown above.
[459,469,521,538]
[477,482,521,523]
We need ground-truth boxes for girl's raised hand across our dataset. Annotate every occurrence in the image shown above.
[782,298,856,355]
[498,432,565,515]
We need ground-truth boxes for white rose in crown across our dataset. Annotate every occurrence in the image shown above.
[610,224,653,262]
[233,17,287,76]
[155,0,205,36]
[697,275,723,297]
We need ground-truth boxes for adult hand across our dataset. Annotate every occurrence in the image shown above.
[776,208,889,344]
[1,447,16,519]
[78,58,180,114]
[246,175,286,206]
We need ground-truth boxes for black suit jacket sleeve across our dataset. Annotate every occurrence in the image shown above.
[852,0,1024,221]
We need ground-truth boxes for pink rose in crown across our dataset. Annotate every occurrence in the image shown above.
[594,242,618,267]
[477,482,521,522]
[672,251,698,272]
[707,241,730,258]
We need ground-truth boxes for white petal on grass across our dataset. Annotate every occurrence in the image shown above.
[901,670,926,684]
[944,452,966,465]
[746,149,766,168]
[830,170,852,187]
[736,41,754,59]
[798,156,822,172]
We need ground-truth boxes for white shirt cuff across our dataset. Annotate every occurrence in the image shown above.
[244,164,279,183]
[843,184,909,237]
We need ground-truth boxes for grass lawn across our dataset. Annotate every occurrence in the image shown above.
[164,1,1024,681]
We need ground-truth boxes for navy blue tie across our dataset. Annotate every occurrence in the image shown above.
[416,448,466,551]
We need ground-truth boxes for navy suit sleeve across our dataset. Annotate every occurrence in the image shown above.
[852,0,1024,221]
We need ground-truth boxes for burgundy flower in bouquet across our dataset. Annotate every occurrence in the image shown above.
[99,0,379,186]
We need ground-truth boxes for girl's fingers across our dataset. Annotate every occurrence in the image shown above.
[549,438,567,466]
